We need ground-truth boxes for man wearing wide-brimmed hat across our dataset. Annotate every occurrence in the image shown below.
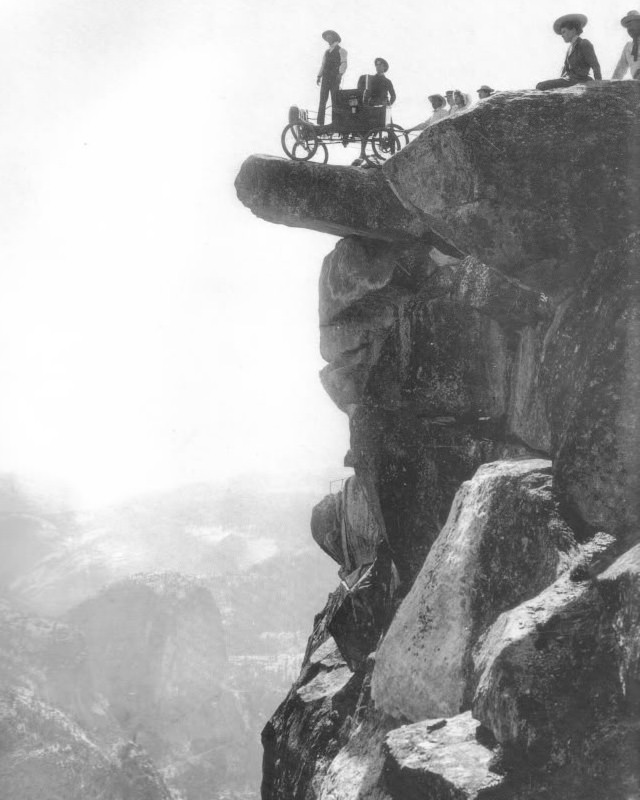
[536,13,602,90]
[316,30,348,126]
[612,10,640,79]
[357,58,396,107]
[477,85,494,99]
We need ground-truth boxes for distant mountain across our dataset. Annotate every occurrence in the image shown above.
[0,473,341,799]
[3,477,332,616]
[0,595,175,800]
[0,689,176,800]
[66,572,255,800]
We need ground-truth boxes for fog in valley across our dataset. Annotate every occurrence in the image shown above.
[0,0,631,797]
[0,472,340,798]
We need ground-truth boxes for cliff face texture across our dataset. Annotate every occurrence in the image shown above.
[236,82,640,800]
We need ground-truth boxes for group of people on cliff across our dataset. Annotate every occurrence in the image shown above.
[315,10,640,130]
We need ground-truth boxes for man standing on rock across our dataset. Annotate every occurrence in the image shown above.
[536,14,602,90]
[317,30,348,126]
[358,58,396,106]
[612,10,640,80]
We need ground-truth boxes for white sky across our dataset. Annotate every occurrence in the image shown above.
[0,0,630,506]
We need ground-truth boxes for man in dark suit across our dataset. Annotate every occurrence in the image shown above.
[357,58,396,106]
[317,30,348,126]
[536,14,602,90]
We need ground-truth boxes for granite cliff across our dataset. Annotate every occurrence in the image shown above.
[236,82,640,799]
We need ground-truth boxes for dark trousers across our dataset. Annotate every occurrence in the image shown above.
[536,77,589,90]
[317,75,340,126]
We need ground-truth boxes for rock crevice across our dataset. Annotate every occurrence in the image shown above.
[236,83,640,800]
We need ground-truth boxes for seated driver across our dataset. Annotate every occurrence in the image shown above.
[357,58,396,105]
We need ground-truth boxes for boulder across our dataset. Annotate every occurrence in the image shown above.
[311,475,384,575]
[372,459,580,722]
[384,84,640,278]
[262,639,363,800]
[383,712,504,800]
[472,544,640,766]
[311,492,343,565]
[235,155,433,242]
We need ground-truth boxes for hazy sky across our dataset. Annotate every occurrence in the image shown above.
[0,0,630,505]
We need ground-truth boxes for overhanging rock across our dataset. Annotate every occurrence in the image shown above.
[235,155,434,242]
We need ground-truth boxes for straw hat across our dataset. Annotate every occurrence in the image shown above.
[428,93,447,106]
[322,30,341,43]
[621,10,640,26]
[553,14,588,34]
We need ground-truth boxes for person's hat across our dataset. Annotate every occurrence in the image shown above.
[428,93,447,105]
[553,14,588,34]
[477,85,494,93]
[322,30,341,43]
[621,10,640,26]
[374,57,389,72]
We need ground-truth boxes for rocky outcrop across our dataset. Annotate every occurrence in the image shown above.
[236,83,640,800]
[67,572,245,800]
[473,544,640,766]
[235,155,434,242]
[543,232,640,541]
[384,83,640,279]
[383,712,503,800]
[262,638,364,800]
[311,475,383,574]
[371,459,583,722]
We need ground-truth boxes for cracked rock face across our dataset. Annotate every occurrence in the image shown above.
[371,459,579,722]
[543,233,640,541]
[473,544,640,779]
[237,84,640,800]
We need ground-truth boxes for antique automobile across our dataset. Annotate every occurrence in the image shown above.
[281,85,408,165]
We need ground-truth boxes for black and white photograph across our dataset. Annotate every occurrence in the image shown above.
[0,1,638,798]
